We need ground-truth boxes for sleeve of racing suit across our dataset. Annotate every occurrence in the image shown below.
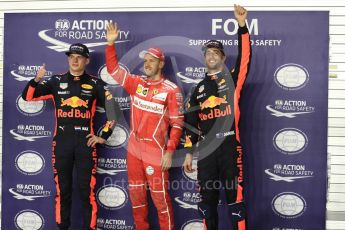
[232,25,252,142]
[22,78,54,101]
[183,86,200,153]
[95,81,121,140]
[106,44,141,95]
[166,87,184,153]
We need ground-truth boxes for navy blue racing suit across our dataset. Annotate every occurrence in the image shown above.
[183,26,251,230]
[22,72,120,230]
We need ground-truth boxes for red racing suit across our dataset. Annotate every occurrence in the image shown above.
[106,45,184,230]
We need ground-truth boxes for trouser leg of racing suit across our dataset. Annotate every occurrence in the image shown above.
[197,138,245,230]
[53,127,97,230]
[145,161,174,230]
[53,137,73,230]
[197,152,220,230]
[127,138,174,230]
[127,151,150,230]
[221,141,246,230]
[75,134,98,230]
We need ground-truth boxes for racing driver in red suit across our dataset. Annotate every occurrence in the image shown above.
[105,23,184,230]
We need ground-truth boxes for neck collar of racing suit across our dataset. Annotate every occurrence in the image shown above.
[206,69,228,81]
[146,75,165,85]
[68,71,86,79]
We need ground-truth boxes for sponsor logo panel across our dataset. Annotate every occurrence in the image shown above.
[177,66,206,85]
[14,209,45,230]
[39,19,130,52]
[265,164,314,182]
[10,124,52,142]
[11,64,52,82]
[272,192,307,219]
[96,185,129,210]
[181,219,204,230]
[97,124,129,149]
[175,191,200,210]
[181,159,198,181]
[98,63,131,86]
[15,150,45,175]
[9,184,51,201]
[97,218,134,230]
[16,95,45,116]
[273,128,308,155]
[97,157,127,175]
[266,99,315,118]
[274,64,309,91]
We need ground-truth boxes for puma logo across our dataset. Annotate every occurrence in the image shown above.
[59,126,64,131]
[232,211,242,218]
[198,207,206,216]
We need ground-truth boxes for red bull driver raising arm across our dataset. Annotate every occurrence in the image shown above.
[183,5,251,230]
[105,22,184,230]
[21,43,121,230]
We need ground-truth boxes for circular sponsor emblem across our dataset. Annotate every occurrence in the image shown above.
[15,210,44,230]
[98,124,129,149]
[274,64,309,90]
[16,95,45,116]
[182,159,198,181]
[146,166,154,175]
[273,128,308,155]
[181,220,204,230]
[97,185,128,210]
[98,63,130,86]
[15,151,45,175]
[272,192,306,218]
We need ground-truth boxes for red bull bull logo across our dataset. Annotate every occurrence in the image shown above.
[61,96,88,108]
[200,95,227,110]
[102,121,115,132]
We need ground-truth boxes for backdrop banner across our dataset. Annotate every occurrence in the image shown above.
[2,11,328,230]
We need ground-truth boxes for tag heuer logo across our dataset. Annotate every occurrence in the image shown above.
[59,83,68,89]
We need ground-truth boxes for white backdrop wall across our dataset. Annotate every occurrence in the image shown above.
[0,1,344,229]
